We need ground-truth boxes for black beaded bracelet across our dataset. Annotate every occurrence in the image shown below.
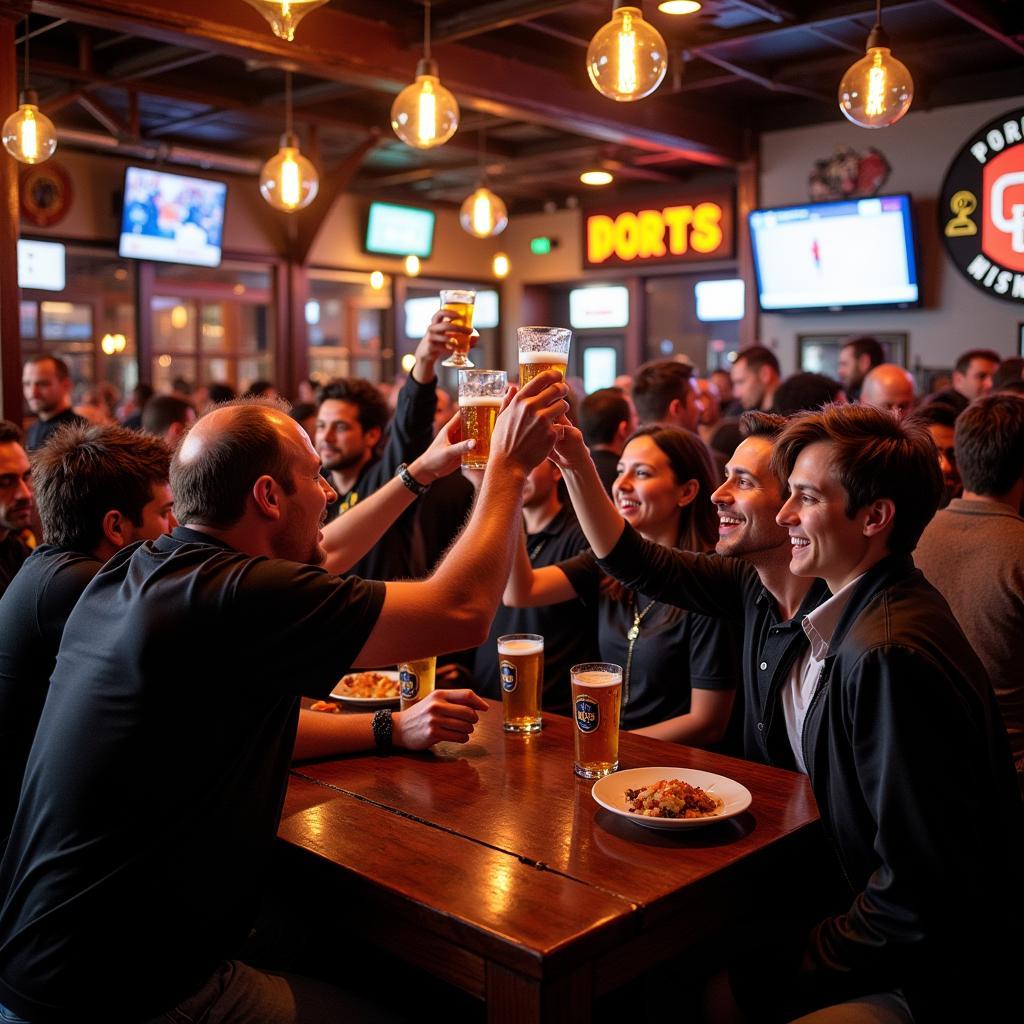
[372,708,394,755]
[397,462,430,496]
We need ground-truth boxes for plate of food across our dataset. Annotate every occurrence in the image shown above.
[591,767,752,831]
[329,670,401,708]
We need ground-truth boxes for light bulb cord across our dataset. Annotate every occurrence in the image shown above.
[23,14,29,93]
[424,1,431,60]
[285,70,293,138]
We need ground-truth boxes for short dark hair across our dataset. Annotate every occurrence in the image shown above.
[840,335,884,368]
[905,400,959,431]
[290,401,317,423]
[580,388,630,446]
[954,394,1024,496]
[317,378,390,435]
[954,349,1001,375]
[207,382,237,405]
[142,394,195,437]
[131,383,155,407]
[739,410,786,441]
[242,379,275,399]
[632,361,694,425]
[32,424,170,552]
[0,420,24,445]
[170,399,297,529]
[733,345,780,376]
[24,354,70,380]
[770,372,844,416]
[993,357,1024,390]
[922,388,968,416]
[771,404,943,556]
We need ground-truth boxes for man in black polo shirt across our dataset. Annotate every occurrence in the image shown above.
[20,356,87,451]
[0,423,173,847]
[0,422,34,598]
[0,377,566,1024]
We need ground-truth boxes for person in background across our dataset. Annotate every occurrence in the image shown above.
[993,356,1024,391]
[580,387,633,496]
[120,383,154,430]
[289,401,317,444]
[914,392,1024,782]
[21,356,87,451]
[859,363,916,419]
[0,423,34,598]
[730,345,781,411]
[632,360,703,432]
[952,347,1001,402]
[207,382,237,407]
[710,368,738,415]
[242,380,277,400]
[142,393,197,450]
[769,372,845,416]
[836,335,884,403]
[905,400,961,506]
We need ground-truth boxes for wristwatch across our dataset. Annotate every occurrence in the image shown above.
[396,462,430,496]
[372,708,393,755]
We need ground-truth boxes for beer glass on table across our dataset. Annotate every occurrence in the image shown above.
[398,655,436,710]
[571,662,622,778]
[497,633,544,733]
[440,289,476,368]
[517,326,571,388]
[458,370,506,470]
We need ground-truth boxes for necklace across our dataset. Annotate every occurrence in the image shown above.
[623,594,657,715]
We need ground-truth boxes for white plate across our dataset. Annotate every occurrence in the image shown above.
[591,767,752,831]
[329,670,401,709]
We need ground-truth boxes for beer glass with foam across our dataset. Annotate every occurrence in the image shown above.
[497,633,544,733]
[398,655,436,710]
[440,289,476,368]
[570,662,622,778]
[458,369,506,470]
[517,326,571,387]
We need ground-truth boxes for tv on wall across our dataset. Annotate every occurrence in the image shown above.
[748,194,920,313]
[119,166,227,268]
[365,202,435,258]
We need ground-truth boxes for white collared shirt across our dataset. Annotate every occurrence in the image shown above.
[783,574,865,774]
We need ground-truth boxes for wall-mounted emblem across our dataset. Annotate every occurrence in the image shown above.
[808,146,891,201]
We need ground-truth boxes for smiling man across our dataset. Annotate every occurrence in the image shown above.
[0,422,34,597]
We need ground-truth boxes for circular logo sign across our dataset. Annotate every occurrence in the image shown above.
[19,161,73,228]
[939,107,1024,304]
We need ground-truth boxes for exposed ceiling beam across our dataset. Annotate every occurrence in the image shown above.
[689,49,834,103]
[106,43,215,81]
[429,0,577,45]
[932,0,1024,57]
[76,92,129,136]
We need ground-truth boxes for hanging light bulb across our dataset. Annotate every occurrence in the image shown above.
[460,187,508,239]
[243,0,329,42]
[492,252,510,279]
[838,0,913,129]
[369,271,385,290]
[260,72,319,212]
[3,19,58,165]
[404,254,421,277]
[587,3,667,102]
[391,1,459,149]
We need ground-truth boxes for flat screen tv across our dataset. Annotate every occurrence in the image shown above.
[748,194,919,313]
[118,166,227,268]
[365,202,435,258]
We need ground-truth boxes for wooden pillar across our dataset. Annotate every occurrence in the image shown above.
[0,13,23,422]
[736,152,761,349]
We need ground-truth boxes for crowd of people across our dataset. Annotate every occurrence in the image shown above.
[0,323,1022,1023]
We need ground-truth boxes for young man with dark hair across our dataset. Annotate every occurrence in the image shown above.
[904,400,961,505]
[0,422,34,597]
[952,347,1001,401]
[580,387,633,494]
[141,393,197,449]
[730,344,781,411]
[769,371,844,415]
[915,393,1024,778]
[631,359,702,431]
[992,355,1024,390]
[21,355,87,450]
[836,335,884,402]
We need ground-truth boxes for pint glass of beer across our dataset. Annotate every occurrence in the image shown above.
[517,326,571,387]
[570,662,622,778]
[497,633,544,733]
[458,369,507,469]
[440,289,476,368]
[398,655,436,711]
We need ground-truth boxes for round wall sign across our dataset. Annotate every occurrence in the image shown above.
[19,160,73,228]
[939,108,1024,304]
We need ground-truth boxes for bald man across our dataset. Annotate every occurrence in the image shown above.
[0,379,568,1024]
[859,363,916,420]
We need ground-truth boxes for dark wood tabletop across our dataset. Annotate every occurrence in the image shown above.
[279,701,819,1022]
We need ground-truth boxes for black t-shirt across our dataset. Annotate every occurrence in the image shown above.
[24,408,88,451]
[0,527,384,1022]
[0,545,102,846]
[0,533,30,599]
[473,505,597,714]
[559,549,741,730]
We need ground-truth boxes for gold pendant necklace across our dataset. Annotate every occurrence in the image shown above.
[623,594,657,715]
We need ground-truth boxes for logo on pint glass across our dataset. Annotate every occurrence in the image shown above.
[575,695,600,733]
[499,661,517,693]
[399,669,418,700]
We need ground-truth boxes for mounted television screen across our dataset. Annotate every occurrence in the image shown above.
[748,194,919,313]
[119,166,227,268]
[366,202,435,258]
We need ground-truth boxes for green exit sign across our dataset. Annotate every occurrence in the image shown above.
[530,236,554,255]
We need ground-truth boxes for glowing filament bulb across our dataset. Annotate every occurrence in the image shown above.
[472,193,493,236]
[865,51,886,117]
[20,108,38,161]
[617,11,638,96]
[280,150,301,209]
[417,79,437,145]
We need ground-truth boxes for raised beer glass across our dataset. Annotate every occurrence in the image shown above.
[398,655,436,710]
[497,633,544,733]
[440,289,476,368]
[458,369,506,469]
[571,662,622,778]
[517,326,571,388]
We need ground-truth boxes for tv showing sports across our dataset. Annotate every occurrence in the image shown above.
[748,194,919,313]
[365,202,435,258]
[119,166,227,268]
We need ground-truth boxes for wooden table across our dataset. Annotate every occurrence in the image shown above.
[278,701,819,1023]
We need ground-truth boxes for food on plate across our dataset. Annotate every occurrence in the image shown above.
[309,700,341,714]
[624,778,721,819]
[335,671,400,699]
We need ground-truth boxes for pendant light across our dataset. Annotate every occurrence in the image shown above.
[243,0,329,42]
[259,71,319,212]
[838,0,913,129]
[459,131,508,238]
[492,252,510,279]
[587,3,668,102]
[2,18,58,165]
[391,1,460,149]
